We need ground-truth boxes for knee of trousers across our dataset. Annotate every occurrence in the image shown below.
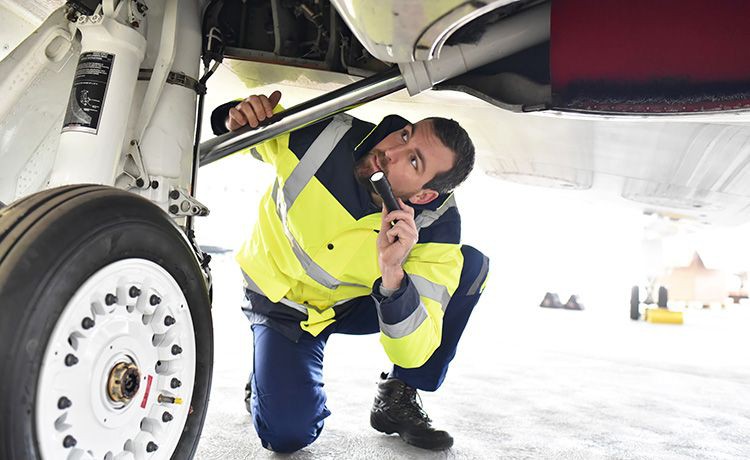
[251,392,330,453]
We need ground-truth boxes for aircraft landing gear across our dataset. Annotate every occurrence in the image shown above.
[0,185,213,459]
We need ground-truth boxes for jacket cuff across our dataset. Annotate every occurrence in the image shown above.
[371,275,420,324]
[210,100,238,136]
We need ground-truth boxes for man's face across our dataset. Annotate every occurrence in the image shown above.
[354,119,455,204]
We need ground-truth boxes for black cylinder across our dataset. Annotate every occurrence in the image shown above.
[369,172,401,214]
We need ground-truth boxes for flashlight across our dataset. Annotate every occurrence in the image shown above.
[369,171,401,213]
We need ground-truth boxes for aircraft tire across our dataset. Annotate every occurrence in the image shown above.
[0,185,213,460]
[630,285,640,320]
[657,286,668,308]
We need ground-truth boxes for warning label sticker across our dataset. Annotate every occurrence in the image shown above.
[62,51,114,134]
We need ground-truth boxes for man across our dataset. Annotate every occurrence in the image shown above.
[210,90,489,453]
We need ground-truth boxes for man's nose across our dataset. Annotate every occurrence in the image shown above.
[383,145,403,163]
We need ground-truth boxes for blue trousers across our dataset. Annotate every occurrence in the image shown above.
[249,245,488,453]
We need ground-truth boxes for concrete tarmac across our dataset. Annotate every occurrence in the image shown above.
[194,250,750,460]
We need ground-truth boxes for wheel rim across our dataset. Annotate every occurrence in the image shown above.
[36,259,197,460]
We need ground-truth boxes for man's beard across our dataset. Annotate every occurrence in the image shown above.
[354,148,387,192]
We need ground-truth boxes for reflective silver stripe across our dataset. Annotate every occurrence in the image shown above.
[243,270,345,315]
[267,116,366,290]
[282,114,353,210]
[377,301,429,339]
[249,147,262,161]
[415,193,456,230]
[279,298,310,315]
[467,254,490,296]
[409,274,451,311]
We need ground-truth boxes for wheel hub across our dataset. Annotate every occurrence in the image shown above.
[107,361,141,403]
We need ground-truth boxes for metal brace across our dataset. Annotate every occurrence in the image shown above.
[119,139,152,189]
[138,69,206,95]
[168,188,210,217]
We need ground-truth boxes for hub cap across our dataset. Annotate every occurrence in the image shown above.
[36,259,197,460]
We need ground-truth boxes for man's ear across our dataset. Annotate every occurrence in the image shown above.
[408,188,439,205]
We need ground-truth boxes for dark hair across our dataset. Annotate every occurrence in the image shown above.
[422,117,475,194]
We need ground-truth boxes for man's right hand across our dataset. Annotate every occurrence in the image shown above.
[226,90,282,131]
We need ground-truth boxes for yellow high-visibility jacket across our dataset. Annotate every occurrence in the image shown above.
[214,108,471,368]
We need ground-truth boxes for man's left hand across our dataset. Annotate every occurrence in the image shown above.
[377,199,418,290]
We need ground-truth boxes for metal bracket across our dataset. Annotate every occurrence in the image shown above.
[168,188,209,217]
[119,139,152,189]
[138,69,205,95]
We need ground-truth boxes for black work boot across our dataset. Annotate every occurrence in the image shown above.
[370,372,453,450]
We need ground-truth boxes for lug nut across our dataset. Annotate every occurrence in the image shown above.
[169,190,180,200]
[146,441,158,452]
[64,354,78,366]
[129,286,141,298]
[136,178,145,188]
[63,435,77,448]
[164,316,175,326]
[105,294,117,305]
[57,396,72,409]
[150,180,159,189]
[171,344,182,355]
[169,205,179,214]
[81,317,95,329]
[162,411,173,422]
[170,378,181,389]
[150,295,161,306]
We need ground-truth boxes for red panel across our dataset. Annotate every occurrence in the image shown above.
[551,0,750,88]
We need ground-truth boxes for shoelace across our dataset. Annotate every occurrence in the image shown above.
[399,386,432,425]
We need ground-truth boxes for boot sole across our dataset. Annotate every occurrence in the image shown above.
[370,413,454,450]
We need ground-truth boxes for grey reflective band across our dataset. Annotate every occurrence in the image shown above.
[409,274,451,311]
[243,271,350,314]
[249,147,262,161]
[282,115,353,210]
[268,116,366,290]
[467,254,490,296]
[415,193,456,230]
[377,301,429,339]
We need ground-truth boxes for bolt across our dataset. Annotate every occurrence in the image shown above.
[136,178,145,188]
[169,205,179,214]
[171,344,182,355]
[57,396,72,410]
[150,295,161,306]
[81,317,95,329]
[63,435,77,448]
[170,378,181,389]
[150,180,159,189]
[162,411,173,422]
[146,441,158,452]
[169,190,180,200]
[164,315,176,326]
[105,294,117,305]
[129,286,141,298]
[64,354,78,366]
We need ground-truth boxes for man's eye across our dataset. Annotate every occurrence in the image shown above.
[411,157,418,169]
[401,130,409,142]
